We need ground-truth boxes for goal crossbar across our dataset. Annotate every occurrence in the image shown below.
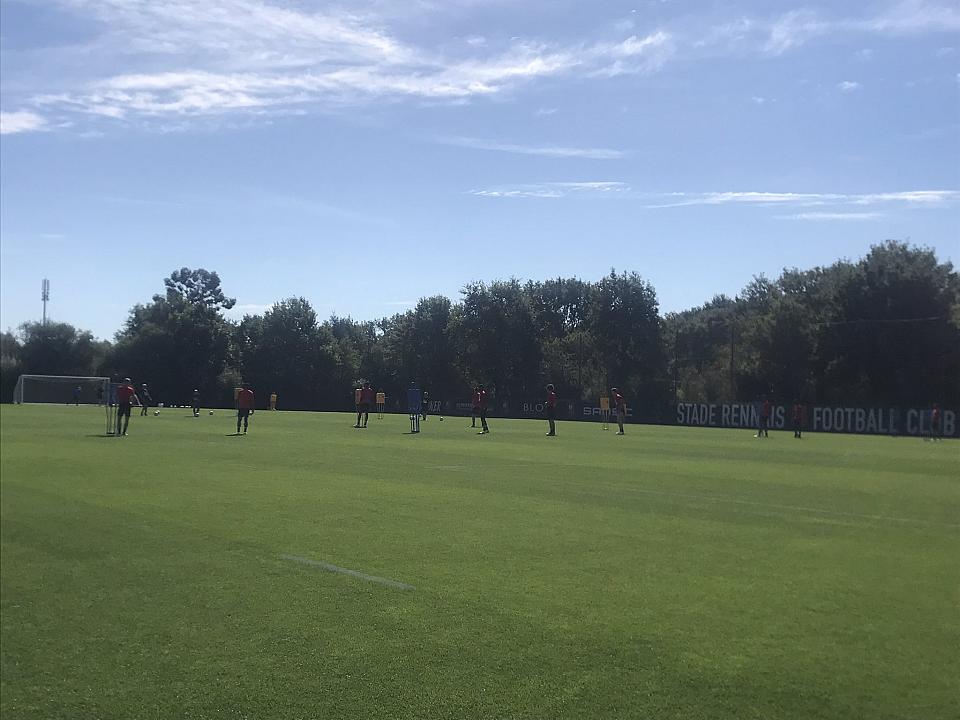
[12,375,111,405]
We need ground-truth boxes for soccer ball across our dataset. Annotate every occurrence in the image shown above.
[439,416,444,421]
[209,410,214,415]
[154,410,160,416]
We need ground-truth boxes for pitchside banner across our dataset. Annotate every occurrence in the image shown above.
[444,399,633,420]
[675,402,958,437]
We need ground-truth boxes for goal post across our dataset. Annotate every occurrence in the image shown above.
[12,375,111,405]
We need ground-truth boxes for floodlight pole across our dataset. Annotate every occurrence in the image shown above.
[41,279,50,326]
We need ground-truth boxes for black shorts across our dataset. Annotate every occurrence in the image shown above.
[238,408,251,419]
[359,402,370,412]
[547,406,556,420]
[118,403,132,417]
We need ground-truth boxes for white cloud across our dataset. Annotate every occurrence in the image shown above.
[228,303,272,317]
[0,111,48,134]
[10,1,960,132]
[751,96,766,104]
[749,2,960,57]
[442,137,626,159]
[469,181,629,198]
[849,190,959,204]
[780,212,884,221]
[21,2,673,127]
[645,190,959,208]
[764,9,829,55]
[469,187,960,206]
[838,80,862,92]
[863,0,960,34]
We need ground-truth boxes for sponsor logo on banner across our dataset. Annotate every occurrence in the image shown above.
[582,406,634,418]
[675,403,957,437]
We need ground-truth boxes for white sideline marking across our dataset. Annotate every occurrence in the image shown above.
[280,555,415,590]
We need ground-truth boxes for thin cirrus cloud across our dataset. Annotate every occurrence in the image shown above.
[0,111,48,135]
[761,1,960,55]
[10,0,672,129]
[5,1,959,133]
[469,185,960,208]
[469,182,630,198]
[441,138,626,159]
[27,34,667,120]
[642,190,960,208]
[779,212,884,221]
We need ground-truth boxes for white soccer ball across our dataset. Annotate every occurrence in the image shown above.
[209,410,214,415]
[439,416,444,421]
[154,410,160,416]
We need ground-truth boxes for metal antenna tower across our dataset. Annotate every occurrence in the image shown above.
[42,279,50,325]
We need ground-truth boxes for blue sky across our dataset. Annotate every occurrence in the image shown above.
[1,0,958,340]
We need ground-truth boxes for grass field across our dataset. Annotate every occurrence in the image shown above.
[1,404,957,719]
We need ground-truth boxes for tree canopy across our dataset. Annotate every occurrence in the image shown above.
[3,246,957,411]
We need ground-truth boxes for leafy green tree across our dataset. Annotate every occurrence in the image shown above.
[586,270,667,417]
[108,269,234,405]
[450,280,542,403]
[816,241,960,405]
[164,268,236,310]
[1,330,22,402]
[16,321,109,377]
[235,298,338,410]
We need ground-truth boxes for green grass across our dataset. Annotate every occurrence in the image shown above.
[1,404,957,719]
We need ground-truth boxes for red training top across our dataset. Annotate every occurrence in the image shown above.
[116,384,136,404]
[478,390,488,409]
[472,390,481,408]
[761,400,771,418]
[792,404,803,422]
[361,387,375,404]
[613,392,625,412]
[546,390,557,408]
[238,389,255,409]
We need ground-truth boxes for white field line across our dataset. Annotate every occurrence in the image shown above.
[280,554,415,590]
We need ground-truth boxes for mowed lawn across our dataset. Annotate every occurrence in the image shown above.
[1,404,957,720]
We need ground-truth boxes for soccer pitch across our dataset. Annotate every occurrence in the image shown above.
[1,405,957,719]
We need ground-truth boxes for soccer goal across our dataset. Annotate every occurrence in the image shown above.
[13,375,111,405]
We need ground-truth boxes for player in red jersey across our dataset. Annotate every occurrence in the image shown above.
[930,403,942,440]
[237,384,255,434]
[611,387,626,435]
[355,382,375,428]
[477,384,490,434]
[755,396,771,438]
[791,401,804,438]
[545,383,558,436]
[115,378,140,436]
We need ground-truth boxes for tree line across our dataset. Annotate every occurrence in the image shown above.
[2,241,958,416]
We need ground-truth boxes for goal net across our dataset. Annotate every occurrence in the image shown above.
[13,375,111,405]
